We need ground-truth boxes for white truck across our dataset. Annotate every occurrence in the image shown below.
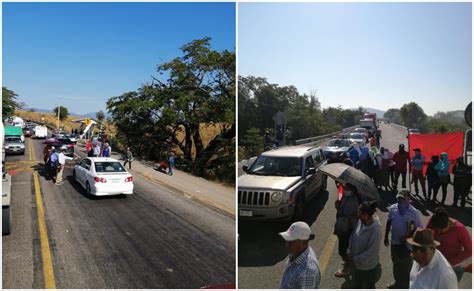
[34,125,48,139]
[2,122,13,235]
[360,118,376,137]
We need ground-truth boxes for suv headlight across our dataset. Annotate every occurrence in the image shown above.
[271,191,283,202]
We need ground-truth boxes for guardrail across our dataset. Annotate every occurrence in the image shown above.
[295,125,359,146]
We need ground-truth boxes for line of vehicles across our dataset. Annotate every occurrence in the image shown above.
[2,117,135,236]
[239,112,381,221]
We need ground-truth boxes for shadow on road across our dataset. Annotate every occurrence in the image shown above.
[65,175,128,200]
[238,190,330,267]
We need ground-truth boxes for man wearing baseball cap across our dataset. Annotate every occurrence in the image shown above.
[384,189,423,289]
[411,148,427,197]
[278,221,320,289]
[408,228,457,289]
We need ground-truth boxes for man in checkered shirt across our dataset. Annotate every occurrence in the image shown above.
[278,221,321,289]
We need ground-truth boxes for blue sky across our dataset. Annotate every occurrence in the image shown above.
[3,2,235,114]
[239,2,472,115]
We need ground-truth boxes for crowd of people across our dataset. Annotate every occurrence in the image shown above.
[276,134,471,289]
[345,140,472,208]
[43,146,76,185]
[86,137,112,158]
[278,188,471,289]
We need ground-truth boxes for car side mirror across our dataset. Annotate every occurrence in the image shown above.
[243,165,249,173]
[306,167,316,175]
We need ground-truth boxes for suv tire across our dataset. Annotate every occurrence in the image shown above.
[292,194,305,221]
[320,175,328,192]
[2,207,11,235]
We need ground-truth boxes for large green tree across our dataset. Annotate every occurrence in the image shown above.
[107,38,235,182]
[53,106,69,121]
[384,108,402,124]
[400,102,427,129]
[2,87,19,118]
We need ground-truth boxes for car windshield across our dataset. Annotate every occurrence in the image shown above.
[248,156,301,177]
[355,128,365,133]
[57,138,72,144]
[5,137,22,143]
[94,162,127,173]
[327,139,350,148]
[349,133,363,139]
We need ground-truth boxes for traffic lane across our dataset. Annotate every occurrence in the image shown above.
[380,123,472,223]
[32,138,235,288]
[238,187,333,289]
[2,139,39,288]
[238,174,471,289]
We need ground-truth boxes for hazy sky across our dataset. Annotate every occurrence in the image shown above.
[238,2,472,115]
[3,2,235,114]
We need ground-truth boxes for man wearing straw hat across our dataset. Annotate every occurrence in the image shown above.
[408,228,458,289]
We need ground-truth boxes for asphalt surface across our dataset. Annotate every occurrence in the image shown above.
[3,136,235,288]
[238,123,472,289]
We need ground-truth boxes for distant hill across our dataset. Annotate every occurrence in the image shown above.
[348,107,386,117]
[24,107,111,119]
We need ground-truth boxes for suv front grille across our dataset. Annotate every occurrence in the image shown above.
[238,190,270,206]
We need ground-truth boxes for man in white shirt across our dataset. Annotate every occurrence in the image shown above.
[408,228,458,289]
[56,148,74,185]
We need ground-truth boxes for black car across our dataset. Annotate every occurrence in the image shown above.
[23,127,33,137]
[323,139,354,163]
[55,137,75,157]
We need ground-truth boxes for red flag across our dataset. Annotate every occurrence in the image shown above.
[408,132,464,175]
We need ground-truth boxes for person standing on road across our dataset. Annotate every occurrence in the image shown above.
[48,147,59,183]
[102,143,111,158]
[392,144,410,189]
[346,200,382,289]
[434,152,450,205]
[86,139,93,157]
[426,155,441,202]
[375,130,382,148]
[123,147,133,169]
[168,153,175,176]
[384,189,422,289]
[278,221,321,289]
[411,148,427,198]
[93,143,101,157]
[408,228,458,289]
[56,148,74,185]
[451,156,471,208]
[264,130,272,151]
[426,207,472,282]
[334,183,361,278]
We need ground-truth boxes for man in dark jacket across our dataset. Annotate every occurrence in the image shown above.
[392,144,410,188]
[452,156,471,208]
[426,155,441,202]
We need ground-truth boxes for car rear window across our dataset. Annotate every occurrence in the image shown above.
[94,162,126,173]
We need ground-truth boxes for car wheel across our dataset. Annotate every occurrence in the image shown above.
[320,175,328,192]
[86,182,92,197]
[2,207,12,235]
[292,194,305,221]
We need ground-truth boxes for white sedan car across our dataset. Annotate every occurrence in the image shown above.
[73,157,134,196]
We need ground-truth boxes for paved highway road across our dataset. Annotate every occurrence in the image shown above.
[3,137,235,288]
[238,123,472,289]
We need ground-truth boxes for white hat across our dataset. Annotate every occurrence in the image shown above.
[279,221,312,241]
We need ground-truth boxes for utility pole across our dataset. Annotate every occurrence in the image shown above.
[57,104,61,130]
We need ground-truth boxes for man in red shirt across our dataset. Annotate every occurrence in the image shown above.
[392,144,410,189]
[426,207,472,281]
